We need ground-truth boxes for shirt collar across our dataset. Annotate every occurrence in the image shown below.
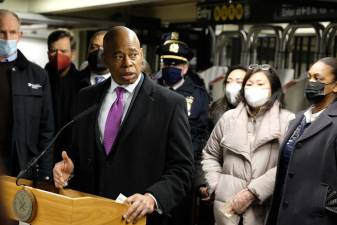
[304,106,325,123]
[90,71,111,79]
[110,73,143,94]
[0,51,17,63]
[171,78,185,90]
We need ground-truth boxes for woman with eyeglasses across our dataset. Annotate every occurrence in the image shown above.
[266,57,337,225]
[201,64,294,225]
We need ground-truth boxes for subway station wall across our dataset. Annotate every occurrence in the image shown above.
[18,37,49,68]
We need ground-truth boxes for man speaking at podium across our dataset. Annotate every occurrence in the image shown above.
[53,26,194,225]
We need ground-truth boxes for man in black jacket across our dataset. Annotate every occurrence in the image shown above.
[45,30,80,159]
[0,9,54,180]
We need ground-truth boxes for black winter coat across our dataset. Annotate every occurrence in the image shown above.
[45,63,81,160]
[267,101,337,225]
[9,51,54,179]
[69,75,194,225]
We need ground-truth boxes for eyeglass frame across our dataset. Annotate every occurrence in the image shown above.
[247,64,272,71]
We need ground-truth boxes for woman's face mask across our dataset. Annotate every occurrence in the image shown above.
[305,61,337,104]
[224,69,246,106]
[225,83,241,106]
[244,87,271,108]
[244,72,271,108]
[304,81,327,104]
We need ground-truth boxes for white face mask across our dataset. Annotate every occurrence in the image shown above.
[244,87,270,108]
[225,83,241,106]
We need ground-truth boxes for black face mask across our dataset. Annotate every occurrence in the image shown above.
[304,81,330,104]
[87,49,107,73]
[162,67,183,86]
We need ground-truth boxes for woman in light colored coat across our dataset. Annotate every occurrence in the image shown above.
[202,65,294,225]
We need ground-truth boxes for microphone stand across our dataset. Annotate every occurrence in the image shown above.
[15,104,98,186]
[16,120,74,186]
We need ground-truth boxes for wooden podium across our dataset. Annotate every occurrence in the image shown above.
[0,176,146,225]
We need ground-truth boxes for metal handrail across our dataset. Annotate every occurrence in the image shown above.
[208,25,216,66]
[214,30,247,66]
[244,25,283,66]
[321,23,337,57]
[279,23,324,69]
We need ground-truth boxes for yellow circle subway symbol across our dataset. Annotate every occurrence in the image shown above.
[236,3,244,20]
[221,5,228,21]
[228,4,235,20]
[214,6,221,22]
[212,3,245,22]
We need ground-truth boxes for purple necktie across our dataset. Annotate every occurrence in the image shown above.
[103,87,125,155]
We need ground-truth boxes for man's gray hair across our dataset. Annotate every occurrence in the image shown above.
[0,9,21,25]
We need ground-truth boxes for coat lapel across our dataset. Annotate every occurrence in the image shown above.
[252,102,282,150]
[118,75,145,132]
[297,111,332,142]
[94,78,113,155]
[222,103,250,160]
[108,75,154,156]
[296,101,337,142]
[278,112,304,151]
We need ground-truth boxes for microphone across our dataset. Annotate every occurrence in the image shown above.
[16,104,99,185]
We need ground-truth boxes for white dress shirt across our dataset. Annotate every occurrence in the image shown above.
[304,106,325,124]
[98,73,142,142]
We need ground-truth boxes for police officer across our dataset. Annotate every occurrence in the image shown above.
[158,32,209,156]
[158,32,210,225]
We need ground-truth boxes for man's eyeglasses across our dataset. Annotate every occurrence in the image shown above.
[248,64,272,71]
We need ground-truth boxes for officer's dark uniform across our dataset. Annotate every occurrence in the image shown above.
[158,32,210,225]
[175,76,209,157]
[157,32,209,158]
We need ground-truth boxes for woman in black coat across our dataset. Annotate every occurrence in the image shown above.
[266,57,337,225]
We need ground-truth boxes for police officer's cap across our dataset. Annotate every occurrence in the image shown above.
[158,32,193,65]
